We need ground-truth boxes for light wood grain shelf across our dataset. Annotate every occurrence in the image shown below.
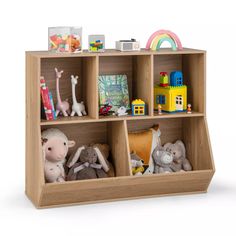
[26,48,214,208]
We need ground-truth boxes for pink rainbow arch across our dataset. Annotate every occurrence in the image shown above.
[146,29,183,50]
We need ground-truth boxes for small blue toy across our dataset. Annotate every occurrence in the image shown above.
[170,71,183,86]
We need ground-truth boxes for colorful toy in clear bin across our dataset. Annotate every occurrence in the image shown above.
[48,27,82,53]
[88,35,105,52]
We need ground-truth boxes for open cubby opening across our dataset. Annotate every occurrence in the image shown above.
[40,56,98,121]
[41,120,131,184]
[127,117,213,172]
[99,55,152,117]
[153,53,205,115]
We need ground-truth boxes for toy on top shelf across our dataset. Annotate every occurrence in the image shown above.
[116,39,140,51]
[146,29,183,51]
[187,104,192,114]
[48,27,82,53]
[55,68,70,117]
[116,106,128,116]
[154,71,187,113]
[132,99,146,116]
[70,75,87,117]
[88,35,105,52]
[99,104,112,116]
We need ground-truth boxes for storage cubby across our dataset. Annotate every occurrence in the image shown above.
[41,121,131,181]
[26,49,214,208]
[41,56,98,121]
[153,53,205,115]
[99,55,152,117]
[127,117,213,172]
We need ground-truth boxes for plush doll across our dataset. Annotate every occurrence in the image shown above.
[66,144,115,181]
[152,145,175,173]
[130,152,144,176]
[163,140,192,171]
[41,128,75,183]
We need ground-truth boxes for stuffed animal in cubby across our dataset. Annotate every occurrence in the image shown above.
[152,145,175,173]
[130,152,144,176]
[66,144,115,181]
[41,128,75,183]
[163,140,192,171]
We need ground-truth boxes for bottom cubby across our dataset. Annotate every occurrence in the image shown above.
[33,116,214,208]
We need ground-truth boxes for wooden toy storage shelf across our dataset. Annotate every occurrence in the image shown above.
[26,48,215,208]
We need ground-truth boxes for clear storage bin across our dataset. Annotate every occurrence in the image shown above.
[48,27,82,53]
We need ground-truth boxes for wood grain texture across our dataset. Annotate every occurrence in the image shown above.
[25,49,214,208]
[25,53,44,206]
[39,170,213,207]
[133,55,153,115]
[182,53,206,113]
[26,48,206,58]
[107,121,131,176]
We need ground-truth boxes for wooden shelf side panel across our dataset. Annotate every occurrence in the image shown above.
[25,54,44,206]
[107,121,132,177]
[182,53,206,114]
[133,55,153,115]
[82,56,99,119]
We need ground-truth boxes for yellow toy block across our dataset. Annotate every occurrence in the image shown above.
[154,85,187,112]
[132,99,146,116]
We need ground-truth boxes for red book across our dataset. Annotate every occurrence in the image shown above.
[40,78,54,121]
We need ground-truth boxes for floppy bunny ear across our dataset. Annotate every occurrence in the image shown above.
[67,145,86,168]
[175,140,186,158]
[94,146,109,172]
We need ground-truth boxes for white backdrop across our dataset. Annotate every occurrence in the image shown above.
[0,0,235,235]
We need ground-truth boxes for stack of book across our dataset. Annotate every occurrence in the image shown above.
[40,77,56,120]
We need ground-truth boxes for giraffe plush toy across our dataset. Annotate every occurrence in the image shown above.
[55,68,70,117]
[70,75,87,117]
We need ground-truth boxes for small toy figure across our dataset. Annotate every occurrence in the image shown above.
[157,104,162,115]
[130,152,144,176]
[187,104,192,114]
[70,75,87,117]
[132,99,145,116]
[55,68,70,117]
[99,104,112,116]
[116,106,128,116]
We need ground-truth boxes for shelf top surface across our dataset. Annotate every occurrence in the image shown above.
[26,48,206,58]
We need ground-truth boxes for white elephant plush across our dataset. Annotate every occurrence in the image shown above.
[152,145,175,173]
[163,140,192,171]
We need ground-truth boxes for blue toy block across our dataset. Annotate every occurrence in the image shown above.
[170,71,183,86]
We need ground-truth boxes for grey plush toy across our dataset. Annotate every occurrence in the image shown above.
[66,144,114,181]
[152,145,175,173]
[163,140,192,171]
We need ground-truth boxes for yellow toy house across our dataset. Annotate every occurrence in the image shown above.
[154,71,187,112]
[132,99,146,116]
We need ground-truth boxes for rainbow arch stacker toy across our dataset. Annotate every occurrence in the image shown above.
[146,30,183,51]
